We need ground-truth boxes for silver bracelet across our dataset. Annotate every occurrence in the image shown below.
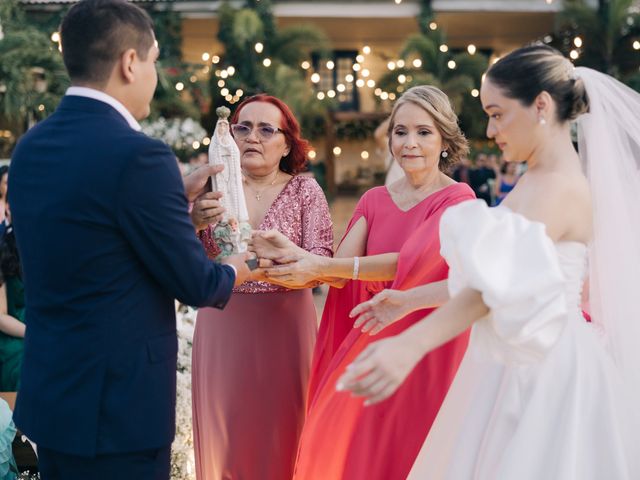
[352,256,360,280]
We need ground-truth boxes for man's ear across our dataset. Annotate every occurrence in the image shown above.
[119,48,137,84]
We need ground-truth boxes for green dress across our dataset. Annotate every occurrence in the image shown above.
[0,277,25,392]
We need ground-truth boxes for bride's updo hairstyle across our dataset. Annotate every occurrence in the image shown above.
[486,44,589,123]
[387,85,469,171]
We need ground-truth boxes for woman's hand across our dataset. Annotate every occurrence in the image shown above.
[249,230,305,263]
[336,333,423,405]
[191,192,225,231]
[262,253,326,288]
[350,289,412,335]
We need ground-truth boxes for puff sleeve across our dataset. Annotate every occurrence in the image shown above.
[440,200,568,363]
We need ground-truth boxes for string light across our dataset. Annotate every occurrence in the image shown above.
[326,60,335,70]
[212,55,220,64]
[394,0,402,4]
[201,53,210,62]
[38,104,45,112]
[301,61,311,70]
[374,88,382,96]
[356,54,365,63]
[356,79,365,87]
[311,73,321,83]
[380,92,389,100]
[220,70,229,79]
[227,66,235,76]
[217,80,225,87]
[255,42,264,53]
[327,90,336,98]
[236,89,244,97]
[471,89,479,97]
[412,59,422,68]
[467,44,477,55]
[192,141,200,149]
[429,22,437,30]
[573,37,582,48]
[396,59,405,68]
[262,58,272,67]
[51,32,60,43]
[439,44,449,53]
[387,61,396,71]
[398,74,406,84]
[345,74,354,82]
[362,69,370,77]
[633,40,640,50]
[317,91,325,100]
[333,146,342,155]
[570,49,579,60]
[447,60,456,69]
[353,64,361,72]
[309,150,317,160]
[175,82,184,91]
[363,45,371,55]
[337,84,346,92]
[221,88,229,96]
[190,75,198,83]
[203,137,211,146]
[361,151,369,160]
[367,79,376,88]
[389,93,396,100]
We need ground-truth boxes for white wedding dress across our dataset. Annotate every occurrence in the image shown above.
[408,200,636,480]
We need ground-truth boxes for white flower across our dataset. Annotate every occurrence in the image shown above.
[171,306,198,479]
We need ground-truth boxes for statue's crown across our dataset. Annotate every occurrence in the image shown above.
[216,106,231,120]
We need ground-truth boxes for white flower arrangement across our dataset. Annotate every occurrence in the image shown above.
[171,306,198,480]
[141,117,208,156]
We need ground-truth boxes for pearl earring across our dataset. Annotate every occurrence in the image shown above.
[539,117,547,125]
[441,151,449,158]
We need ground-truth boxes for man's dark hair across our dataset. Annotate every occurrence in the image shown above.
[60,0,155,85]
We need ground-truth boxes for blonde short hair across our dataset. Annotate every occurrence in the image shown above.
[387,85,469,171]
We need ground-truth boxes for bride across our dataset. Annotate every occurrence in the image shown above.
[338,44,640,479]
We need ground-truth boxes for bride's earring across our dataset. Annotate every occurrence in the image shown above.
[538,116,547,125]
[441,150,449,158]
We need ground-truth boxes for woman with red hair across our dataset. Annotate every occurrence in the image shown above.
[190,94,333,480]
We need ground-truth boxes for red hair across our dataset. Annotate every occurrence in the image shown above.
[231,94,310,175]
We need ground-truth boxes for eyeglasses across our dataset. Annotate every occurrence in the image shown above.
[231,123,284,141]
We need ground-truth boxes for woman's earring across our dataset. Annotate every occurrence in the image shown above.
[539,117,547,125]
[441,150,449,158]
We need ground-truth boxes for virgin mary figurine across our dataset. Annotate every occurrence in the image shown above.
[208,106,252,260]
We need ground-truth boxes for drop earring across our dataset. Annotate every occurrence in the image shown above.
[441,150,449,158]
[539,117,547,125]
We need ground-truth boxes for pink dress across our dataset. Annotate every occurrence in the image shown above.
[192,176,333,480]
[297,184,475,480]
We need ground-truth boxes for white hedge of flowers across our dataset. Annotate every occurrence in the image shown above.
[141,117,207,153]
[171,306,198,480]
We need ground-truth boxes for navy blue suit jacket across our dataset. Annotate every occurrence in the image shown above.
[8,95,235,456]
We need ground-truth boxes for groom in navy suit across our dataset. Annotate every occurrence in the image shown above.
[8,0,251,478]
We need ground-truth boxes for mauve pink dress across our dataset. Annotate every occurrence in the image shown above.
[192,175,333,480]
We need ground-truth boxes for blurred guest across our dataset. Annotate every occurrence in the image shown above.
[375,117,404,186]
[468,153,497,204]
[0,166,8,241]
[494,160,520,205]
[0,223,25,392]
[451,155,471,185]
[191,94,333,480]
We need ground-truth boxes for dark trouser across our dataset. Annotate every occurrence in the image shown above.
[38,445,171,480]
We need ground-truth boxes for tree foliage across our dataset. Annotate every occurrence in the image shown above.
[206,0,331,138]
[376,0,489,138]
[554,0,640,84]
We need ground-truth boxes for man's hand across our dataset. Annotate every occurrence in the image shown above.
[222,253,252,286]
[183,164,224,202]
[191,192,225,231]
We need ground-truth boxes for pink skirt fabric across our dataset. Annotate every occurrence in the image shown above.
[192,290,317,480]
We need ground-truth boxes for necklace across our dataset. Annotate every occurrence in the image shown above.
[243,170,279,201]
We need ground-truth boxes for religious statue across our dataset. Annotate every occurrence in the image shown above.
[208,106,252,261]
